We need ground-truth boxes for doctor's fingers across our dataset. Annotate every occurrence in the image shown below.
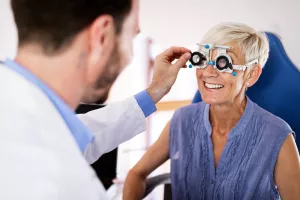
[171,52,191,71]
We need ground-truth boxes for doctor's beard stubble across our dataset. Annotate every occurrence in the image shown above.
[84,42,123,104]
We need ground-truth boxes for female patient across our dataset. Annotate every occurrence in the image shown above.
[123,22,300,200]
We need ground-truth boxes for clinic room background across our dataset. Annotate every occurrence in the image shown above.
[1,0,299,199]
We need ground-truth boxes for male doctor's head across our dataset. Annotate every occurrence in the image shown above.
[11,0,140,104]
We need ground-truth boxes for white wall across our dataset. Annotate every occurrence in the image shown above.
[139,0,300,68]
[2,0,299,65]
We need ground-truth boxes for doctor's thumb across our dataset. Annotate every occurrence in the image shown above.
[173,52,191,71]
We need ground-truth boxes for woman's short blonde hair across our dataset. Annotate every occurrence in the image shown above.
[201,22,269,68]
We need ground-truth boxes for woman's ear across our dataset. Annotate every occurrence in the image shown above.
[245,64,262,87]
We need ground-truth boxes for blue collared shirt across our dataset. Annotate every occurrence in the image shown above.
[2,58,156,153]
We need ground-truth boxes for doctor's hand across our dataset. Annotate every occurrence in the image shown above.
[147,46,191,103]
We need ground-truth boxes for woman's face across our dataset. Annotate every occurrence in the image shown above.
[196,42,248,105]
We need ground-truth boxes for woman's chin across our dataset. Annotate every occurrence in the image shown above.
[201,94,225,105]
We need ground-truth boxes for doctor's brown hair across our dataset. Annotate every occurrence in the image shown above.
[11,0,132,54]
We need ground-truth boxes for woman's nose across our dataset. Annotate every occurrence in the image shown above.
[202,64,218,77]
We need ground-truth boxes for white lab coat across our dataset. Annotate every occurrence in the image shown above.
[0,64,147,199]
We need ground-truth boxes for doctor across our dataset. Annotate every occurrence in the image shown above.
[0,0,191,199]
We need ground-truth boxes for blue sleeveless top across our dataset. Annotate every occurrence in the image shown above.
[169,97,294,200]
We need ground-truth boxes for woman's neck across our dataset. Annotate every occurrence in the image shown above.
[209,96,247,136]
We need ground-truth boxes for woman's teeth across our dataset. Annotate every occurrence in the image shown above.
[204,82,224,89]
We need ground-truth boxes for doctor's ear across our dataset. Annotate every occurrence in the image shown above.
[87,15,116,66]
[245,64,262,87]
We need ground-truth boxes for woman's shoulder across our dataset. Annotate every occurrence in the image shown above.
[170,101,207,125]
[252,102,294,136]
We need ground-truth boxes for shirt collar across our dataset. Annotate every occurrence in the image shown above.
[2,58,94,153]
